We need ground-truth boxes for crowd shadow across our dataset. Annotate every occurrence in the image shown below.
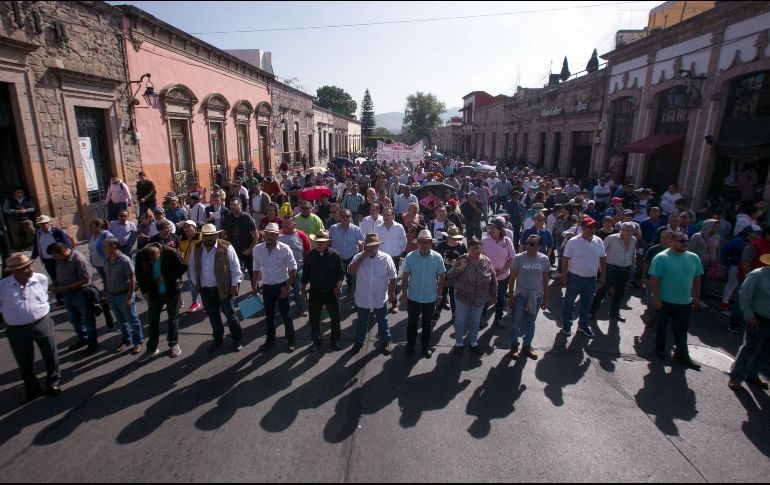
[735,386,770,458]
[585,319,622,373]
[259,349,378,434]
[634,361,697,437]
[121,349,283,443]
[535,332,591,406]
[466,355,527,438]
[32,341,213,445]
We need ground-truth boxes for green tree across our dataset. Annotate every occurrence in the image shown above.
[403,91,446,145]
[373,127,392,137]
[360,89,376,139]
[316,85,357,118]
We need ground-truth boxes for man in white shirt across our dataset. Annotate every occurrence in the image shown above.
[189,224,244,353]
[0,254,60,404]
[187,193,207,227]
[252,222,297,353]
[347,233,398,355]
[590,222,637,323]
[250,185,271,223]
[360,202,384,236]
[376,207,407,310]
[560,217,606,338]
[593,177,612,213]
[394,185,418,222]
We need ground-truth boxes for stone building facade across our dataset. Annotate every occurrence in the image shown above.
[596,0,770,204]
[0,0,140,241]
[313,106,334,165]
[271,81,315,168]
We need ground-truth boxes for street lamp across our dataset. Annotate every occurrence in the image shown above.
[130,73,159,108]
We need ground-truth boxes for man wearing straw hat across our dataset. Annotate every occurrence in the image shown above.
[253,222,297,353]
[189,223,244,353]
[347,233,398,355]
[0,254,60,405]
[401,229,446,358]
[301,229,345,352]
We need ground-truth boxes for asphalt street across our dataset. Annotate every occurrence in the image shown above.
[0,254,769,482]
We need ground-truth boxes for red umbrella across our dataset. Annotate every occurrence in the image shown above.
[299,185,332,201]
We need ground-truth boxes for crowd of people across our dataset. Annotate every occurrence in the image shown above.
[1,152,769,406]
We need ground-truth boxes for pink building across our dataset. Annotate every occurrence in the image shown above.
[120,6,274,200]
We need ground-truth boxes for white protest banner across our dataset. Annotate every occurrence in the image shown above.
[376,140,424,165]
[79,137,99,192]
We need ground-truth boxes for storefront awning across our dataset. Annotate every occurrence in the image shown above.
[715,118,770,152]
[622,133,686,155]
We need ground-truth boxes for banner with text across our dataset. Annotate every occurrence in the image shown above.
[376,140,424,165]
[78,137,100,192]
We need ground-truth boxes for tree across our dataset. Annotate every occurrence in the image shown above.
[560,56,571,81]
[402,91,446,145]
[373,127,392,137]
[586,49,599,73]
[360,89,376,139]
[316,85,357,118]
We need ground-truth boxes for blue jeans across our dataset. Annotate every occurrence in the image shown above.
[730,316,770,383]
[64,290,97,344]
[560,273,597,331]
[511,294,541,348]
[454,298,484,347]
[355,305,390,344]
[291,268,304,313]
[109,292,144,345]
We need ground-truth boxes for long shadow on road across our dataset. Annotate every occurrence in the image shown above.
[535,332,591,407]
[466,354,527,439]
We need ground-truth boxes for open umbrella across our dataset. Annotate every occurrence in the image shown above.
[457,165,474,176]
[299,185,333,201]
[331,157,353,168]
[355,157,366,163]
[307,166,327,175]
[475,164,497,172]
[414,182,456,201]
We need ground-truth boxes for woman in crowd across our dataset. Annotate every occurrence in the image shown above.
[402,202,422,232]
[434,225,467,323]
[260,202,284,232]
[446,237,497,355]
[481,218,516,329]
[136,209,155,252]
[597,215,618,240]
[276,193,293,218]
[688,218,722,309]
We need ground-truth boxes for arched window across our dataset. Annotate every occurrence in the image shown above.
[725,71,770,119]
[160,84,198,192]
[233,100,254,169]
[655,87,691,134]
[608,96,635,154]
[204,94,231,182]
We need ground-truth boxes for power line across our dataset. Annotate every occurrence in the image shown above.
[189,1,639,35]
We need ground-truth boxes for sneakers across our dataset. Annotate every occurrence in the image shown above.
[578,326,595,339]
[522,345,538,360]
[170,344,182,358]
[138,348,160,363]
[186,302,202,313]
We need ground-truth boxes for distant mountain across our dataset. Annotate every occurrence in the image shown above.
[375,106,463,134]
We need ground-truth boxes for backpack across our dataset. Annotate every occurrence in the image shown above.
[82,284,104,316]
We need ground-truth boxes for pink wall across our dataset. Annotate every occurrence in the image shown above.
[123,18,271,199]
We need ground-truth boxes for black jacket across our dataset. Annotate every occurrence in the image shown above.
[135,242,188,299]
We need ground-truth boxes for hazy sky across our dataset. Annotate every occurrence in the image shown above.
[114,1,662,113]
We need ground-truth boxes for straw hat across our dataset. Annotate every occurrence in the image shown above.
[263,222,280,234]
[442,226,464,240]
[363,233,382,247]
[35,215,51,225]
[413,229,436,244]
[200,223,222,235]
[4,253,34,272]
[760,254,770,266]
[310,229,331,242]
